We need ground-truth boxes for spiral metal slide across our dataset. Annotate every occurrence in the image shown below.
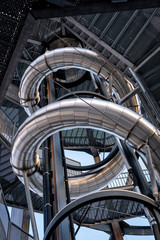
[11,48,160,199]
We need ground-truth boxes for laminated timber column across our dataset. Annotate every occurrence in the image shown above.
[111,222,123,240]
[86,129,101,163]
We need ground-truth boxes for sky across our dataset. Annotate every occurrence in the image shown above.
[31,213,154,240]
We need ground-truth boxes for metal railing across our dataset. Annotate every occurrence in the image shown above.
[0,108,17,146]
[108,169,150,189]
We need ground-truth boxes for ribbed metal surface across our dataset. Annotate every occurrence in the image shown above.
[10,98,126,197]
[11,98,160,198]
[19,47,138,115]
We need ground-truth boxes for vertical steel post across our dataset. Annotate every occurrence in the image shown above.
[116,139,160,239]
[144,144,159,201]
[23,171,39,240]
[42,139,53,232]
[52,133,70,240]
[118,140,152,196]
[41,79,54,236]
[48,78,70,240]
[115,137,131,171]
[60,135,75,240]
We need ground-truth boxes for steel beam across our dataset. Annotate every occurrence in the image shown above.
[42,139,53,232]
[115,138,131,171]
[120,142,152,196]
[61,21,132,80]
[111,10,139,48]
[135,46,160,72]
[144,145,159,201]
[21,209,30,236]
[11,208,30,240]
[122,9,158,58]
[119,86,139,104]
[64,17,133,68]
[120,221,152,235]
[143,64,160,79]
[32,1,160,18]
[99,12,119,39]
[88,13,101,30]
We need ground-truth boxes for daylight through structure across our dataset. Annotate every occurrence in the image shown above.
[1,1,160,240]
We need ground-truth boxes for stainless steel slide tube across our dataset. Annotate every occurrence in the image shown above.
[19,47,138,115]
[11,98,160,198]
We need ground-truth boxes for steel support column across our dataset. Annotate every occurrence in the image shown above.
[32,1,160,18]
[64,17,133,68]
[119,141,152,197]
[61,136,75,240]
[52,133,70,240]
[48,79,70,240]
[144,145,159,201]
[116,140,160,239]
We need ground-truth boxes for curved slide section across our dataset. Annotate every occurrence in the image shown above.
[19,47,138,115]
[11,98,160,198]
[44,189,159,240]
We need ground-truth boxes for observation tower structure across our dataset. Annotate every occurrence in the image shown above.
[1,1,160,240]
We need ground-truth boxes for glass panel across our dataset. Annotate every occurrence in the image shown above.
[0,187,10,239]
[8,223,33,240]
